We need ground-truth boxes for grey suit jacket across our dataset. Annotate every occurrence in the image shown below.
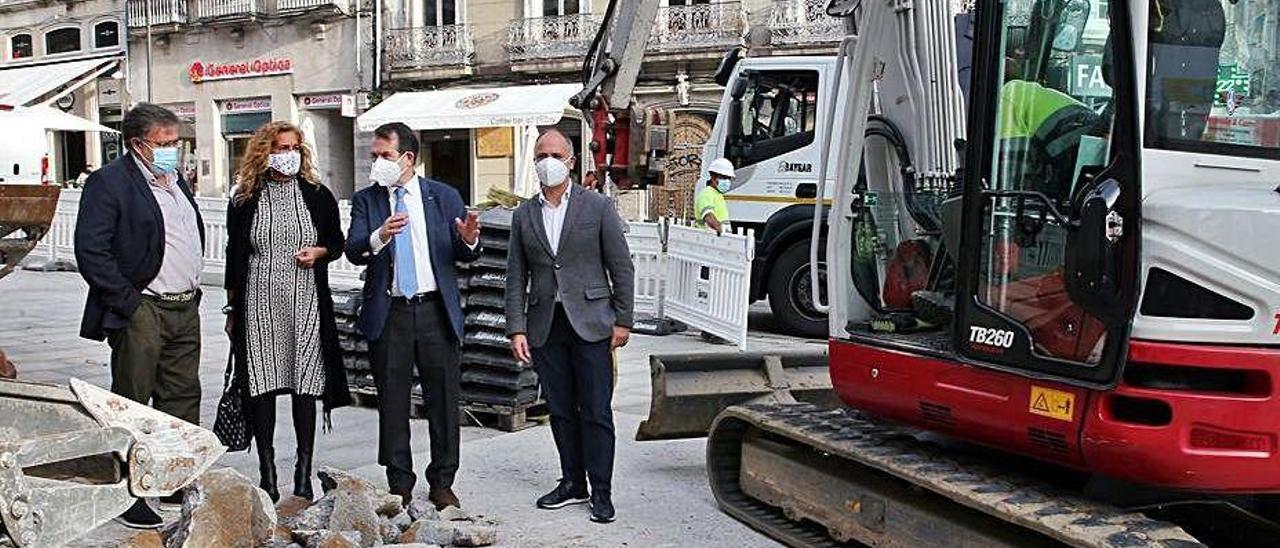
[504,185,635,347]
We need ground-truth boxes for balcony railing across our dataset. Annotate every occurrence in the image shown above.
[769,0,844,46]
[384,25,474,71]
[127,0,188,27]
[196,0,260,19]
[505,13,602,63]
[277,0,350,12]
[648,1,745,53]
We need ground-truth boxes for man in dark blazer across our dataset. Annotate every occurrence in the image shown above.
[505,129,635,523]
[346,122,481,510]
[74,102,205,529]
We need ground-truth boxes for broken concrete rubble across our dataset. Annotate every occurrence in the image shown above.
[161,468,279,548]
[138,466,496,548]
[304,530,362,548]
[399,520,498,548]
[406,497,439,522]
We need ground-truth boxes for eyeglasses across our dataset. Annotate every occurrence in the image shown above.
[138,138,181,149]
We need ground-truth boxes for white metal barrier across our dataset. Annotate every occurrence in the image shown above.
[662,222,755,350]
[33,189,363,288]
[33,194,755,345]
[626,220,666,320]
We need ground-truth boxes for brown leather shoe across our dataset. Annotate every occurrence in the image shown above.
[429,487,461,510]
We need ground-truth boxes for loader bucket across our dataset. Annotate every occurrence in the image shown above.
[636,351,835,441]
[0,378,224,547]
[0,184,60,280]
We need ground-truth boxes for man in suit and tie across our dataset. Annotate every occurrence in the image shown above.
[505,129,635,523]
[346,122,481,510]
[74,102,205,529]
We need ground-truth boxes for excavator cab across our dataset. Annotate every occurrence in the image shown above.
[837,0,1137,387]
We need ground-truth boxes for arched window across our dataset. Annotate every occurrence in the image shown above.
[10,34,32,59]
[94,21,120,49]
[45,27,82,55]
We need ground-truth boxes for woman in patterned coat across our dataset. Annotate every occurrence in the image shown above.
[225,121,351,502]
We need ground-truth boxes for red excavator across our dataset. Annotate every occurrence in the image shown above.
[579,0,1280,545]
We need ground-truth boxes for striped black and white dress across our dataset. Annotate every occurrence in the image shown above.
[244,179,325,397]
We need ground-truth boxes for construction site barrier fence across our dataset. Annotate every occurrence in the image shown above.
[34,193,756,347]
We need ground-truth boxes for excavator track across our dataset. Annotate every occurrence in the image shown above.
[707,402,1205,548]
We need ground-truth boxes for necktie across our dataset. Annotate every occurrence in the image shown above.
[393,186,418,297]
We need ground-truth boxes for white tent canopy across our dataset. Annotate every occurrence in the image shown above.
[0,57,118,107]
[357,83,583,131]
[0,105,118,133]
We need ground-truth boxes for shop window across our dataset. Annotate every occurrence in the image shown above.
[222,111,272,135]
[10,34,32,59]
[45,27,81,55]
[94,21,120,49]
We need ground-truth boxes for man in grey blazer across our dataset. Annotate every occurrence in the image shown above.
[505,129,634,523]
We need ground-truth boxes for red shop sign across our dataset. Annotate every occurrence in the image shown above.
[189,57,293,83]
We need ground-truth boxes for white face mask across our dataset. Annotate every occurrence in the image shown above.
[536,156,570,188]
[369,154,406,187]
[268,150,301,177]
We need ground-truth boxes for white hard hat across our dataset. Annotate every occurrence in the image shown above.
[707,157,735,179]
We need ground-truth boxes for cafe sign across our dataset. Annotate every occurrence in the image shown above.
[189,57,293,83]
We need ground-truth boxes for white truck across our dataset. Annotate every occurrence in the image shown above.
[696,54,847,337]
[0,115,50,186]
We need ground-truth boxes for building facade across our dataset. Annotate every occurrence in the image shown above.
[127,0,371,198]
[0,0,129,184]
[117,0,840,204]
[376,0,842,215]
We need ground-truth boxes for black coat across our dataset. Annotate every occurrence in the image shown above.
[74,152,204,341]
[224,178,352,413]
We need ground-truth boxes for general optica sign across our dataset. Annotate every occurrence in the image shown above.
[189,58,293,83]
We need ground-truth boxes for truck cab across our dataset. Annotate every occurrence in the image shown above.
[0,116,50,186]
[702,55,845,336]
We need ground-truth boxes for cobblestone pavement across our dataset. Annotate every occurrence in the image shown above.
[2,270,823,547]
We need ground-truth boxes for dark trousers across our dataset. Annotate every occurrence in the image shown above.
[107,297,201,424]
[531,306,616,494]
[370,296,461,493]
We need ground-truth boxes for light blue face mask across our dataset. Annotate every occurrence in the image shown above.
[716,179,732,194]
[139,140,180,174]
[150,146,180,174]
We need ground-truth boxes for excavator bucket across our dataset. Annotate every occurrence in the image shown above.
[636,351,836,441]
[0,378,225,547]
[0,185,60,281]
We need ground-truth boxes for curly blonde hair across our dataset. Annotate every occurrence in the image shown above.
[233,121,320,203]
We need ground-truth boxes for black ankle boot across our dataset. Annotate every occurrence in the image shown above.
[293,450,313,500]
[257,446,279,502]
[291,395,318,501]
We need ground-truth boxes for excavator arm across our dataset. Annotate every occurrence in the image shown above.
[571,0,662,191]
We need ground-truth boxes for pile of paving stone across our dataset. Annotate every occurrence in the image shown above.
[457,208,540,414]
[135,467,498,548]
[332,290,374,396]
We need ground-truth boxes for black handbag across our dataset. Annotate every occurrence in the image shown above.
[212,349,251,452]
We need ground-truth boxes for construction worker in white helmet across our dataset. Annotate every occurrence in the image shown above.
[694,158,734,235]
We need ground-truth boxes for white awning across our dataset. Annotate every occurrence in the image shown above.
[0,105,118,133]
[0,57,119,107]
[357,83,583,132]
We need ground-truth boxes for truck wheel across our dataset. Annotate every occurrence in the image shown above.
[767,242,828,338]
